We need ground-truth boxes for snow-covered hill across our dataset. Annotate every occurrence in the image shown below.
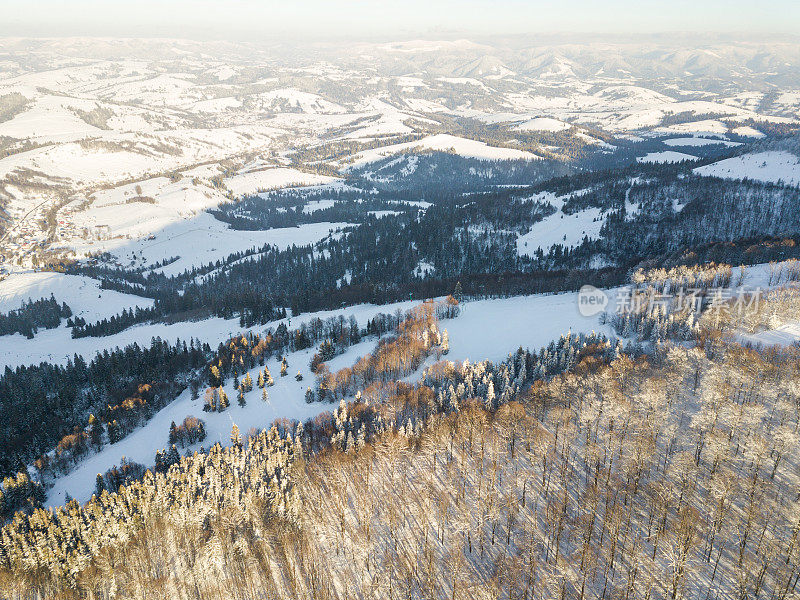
[694,150,800,186]
[1,38,797,272]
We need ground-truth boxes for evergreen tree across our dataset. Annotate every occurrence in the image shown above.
[168,421,178,445]
[242,372,253,392]
[88,414,103,450]
[230,424,242,447]
[219,390,230,411]
[167,444,180,465]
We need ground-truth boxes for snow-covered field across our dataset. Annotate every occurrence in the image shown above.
[512,117,571,132]
[637,150,698,163]
[739,322,800,347]
[516,191,603,256]
[694,151,800,186]
[77,212,351,275]
[223,168,339,197]
[663,137,741,148]
[346,133,540,168]
[0,271,153,320]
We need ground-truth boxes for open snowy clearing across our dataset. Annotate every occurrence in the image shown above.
[512,117,571,132]
[0,271,154,321]
[222,168,339,197]
[693,151,800,186]
[517,209,604,255]
[637,150,698,163]
[655,119,730,136]
[739,322,800,348]
[731,125,766,138]
[70,212,351,275]
[346,133,540,169]
[516,191,604,256]
[663,136,741,147]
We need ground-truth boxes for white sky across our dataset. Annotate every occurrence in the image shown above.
[2,0,799,39]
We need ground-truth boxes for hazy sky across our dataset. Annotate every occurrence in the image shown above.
[3,0,799,39]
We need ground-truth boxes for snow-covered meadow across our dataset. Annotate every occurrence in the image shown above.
[694,150,800,186]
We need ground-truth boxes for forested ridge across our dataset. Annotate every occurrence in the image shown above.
[51,158,800,340]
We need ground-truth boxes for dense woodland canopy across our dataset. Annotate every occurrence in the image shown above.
[0,338,209,480]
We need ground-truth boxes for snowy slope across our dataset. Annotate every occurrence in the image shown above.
[223,168,339,196]
[694,151,800,186]
[637,151,698,163]
[739,322,800,347]
[93,213,352,275]
[0,271,153,321]
[516,191,604,255]
[512,117,571,132]
[347,134,539,168]
[663,137,741,148]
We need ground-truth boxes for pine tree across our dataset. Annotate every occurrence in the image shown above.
[230,424,242,447]
[95,474,105,497]
[238,389,246,407]
[262,388,269,402]
[167,444,180,466]
[320,339,335,361]
[280,357,288,377]
[107,420,121,444]
[294,422,304,456]
[88,414,103,449]
[209,365,222,387]
[257,370,265,389]
[168,421,178,445]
